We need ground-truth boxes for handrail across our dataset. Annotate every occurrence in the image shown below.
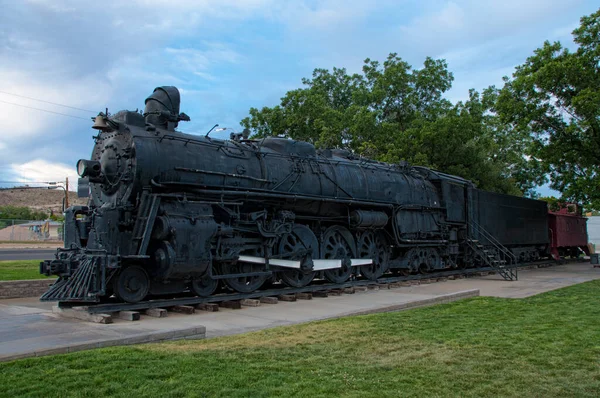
[466,221,518,280]
[469,221,518,265]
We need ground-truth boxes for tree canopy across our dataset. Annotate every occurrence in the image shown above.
[496,9,600,209]
[241,9,599,205]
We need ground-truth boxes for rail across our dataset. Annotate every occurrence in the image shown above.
[58,260,557,315]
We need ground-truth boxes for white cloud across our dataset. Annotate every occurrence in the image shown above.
[397,0,580,57]
[391,0,588,102]
[10,159,78,186]
[0,0,596,185]
[23,0,77,13]
[165,43,243,80]
[0,69,112,141]
[269,0,383,30]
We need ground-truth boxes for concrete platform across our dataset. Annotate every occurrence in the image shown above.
[0,262,597,362]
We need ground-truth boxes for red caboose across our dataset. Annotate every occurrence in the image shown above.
[548,204,590,260]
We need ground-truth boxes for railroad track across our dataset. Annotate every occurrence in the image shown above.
[57,259,561,317]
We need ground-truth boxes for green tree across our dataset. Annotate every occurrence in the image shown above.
[496,9,600,209]
[538,196,562,212]
[0,206,47,220]
[241,54,454,153]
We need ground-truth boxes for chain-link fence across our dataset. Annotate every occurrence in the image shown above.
[0,219,64,242]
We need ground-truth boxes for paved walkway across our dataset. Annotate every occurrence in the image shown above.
[407,262,599,299]
[0,262,598,361]
[0,248,57,261]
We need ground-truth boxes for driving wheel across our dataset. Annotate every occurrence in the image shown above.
[113,265,150,303]
[322,226,356,284]
[278,224,318,288]
[357,230,390,280]
[191,268,218,297]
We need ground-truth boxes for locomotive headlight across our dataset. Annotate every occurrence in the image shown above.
[76,159,102,178]
[76,160,86,176]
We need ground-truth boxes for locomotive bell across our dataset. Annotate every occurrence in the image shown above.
[92,114,110,131]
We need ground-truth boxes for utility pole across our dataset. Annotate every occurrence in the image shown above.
[48,181,68,213]
[65,177,69,209]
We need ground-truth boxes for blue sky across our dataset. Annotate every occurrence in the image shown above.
[0,0,597,196]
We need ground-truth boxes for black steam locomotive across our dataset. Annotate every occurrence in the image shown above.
[40,87,549,303]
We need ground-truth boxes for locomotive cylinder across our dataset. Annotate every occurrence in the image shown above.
[349,210,389,228]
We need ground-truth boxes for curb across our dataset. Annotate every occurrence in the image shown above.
[339,289,480,317]
[0,326,206,363]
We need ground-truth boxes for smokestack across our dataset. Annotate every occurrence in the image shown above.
[143,86,182,131]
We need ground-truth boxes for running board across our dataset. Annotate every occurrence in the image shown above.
[313,260,342,270]
[237,256,301,268]
[237,256,372,271]
[350,259,373,266]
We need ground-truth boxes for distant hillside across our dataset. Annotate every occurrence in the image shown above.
[0,188,87,214]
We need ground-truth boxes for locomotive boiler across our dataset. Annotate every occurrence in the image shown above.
[40,86,550,303]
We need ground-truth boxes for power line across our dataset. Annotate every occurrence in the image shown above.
[0,181,64,184]
[0,99,90,121]
[0,90,96,113]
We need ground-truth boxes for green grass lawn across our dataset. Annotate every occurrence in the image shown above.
[0,260,54,280]
[2,280,600,397]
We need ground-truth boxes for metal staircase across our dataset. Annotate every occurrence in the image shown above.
[132,191,161,255]
[466,221,518,281]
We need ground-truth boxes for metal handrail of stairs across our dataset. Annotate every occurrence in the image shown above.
[468,221,518,281]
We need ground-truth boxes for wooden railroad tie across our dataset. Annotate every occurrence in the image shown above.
[376,283,390,289]
[328,289,343,296]
[196,303,219,312]
[312,291,328,298]
[241,299,261,307]
[144,308,168,318]
[354,286,368,292]
[260,296,279,304]
[171,305,195,314]
[220,300,242,310]
[296,292,312,300]
[278,294,296,302]
[343,287,355,294]
[118,311,141,321]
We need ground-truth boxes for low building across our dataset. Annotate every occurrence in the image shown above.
[0,220,63,241]
[587,216,600,252]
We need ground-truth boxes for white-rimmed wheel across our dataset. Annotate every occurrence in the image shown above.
[357,230,390,280]
[222,244,270,293]
[322,226,357,284]
[278,224,318,288]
